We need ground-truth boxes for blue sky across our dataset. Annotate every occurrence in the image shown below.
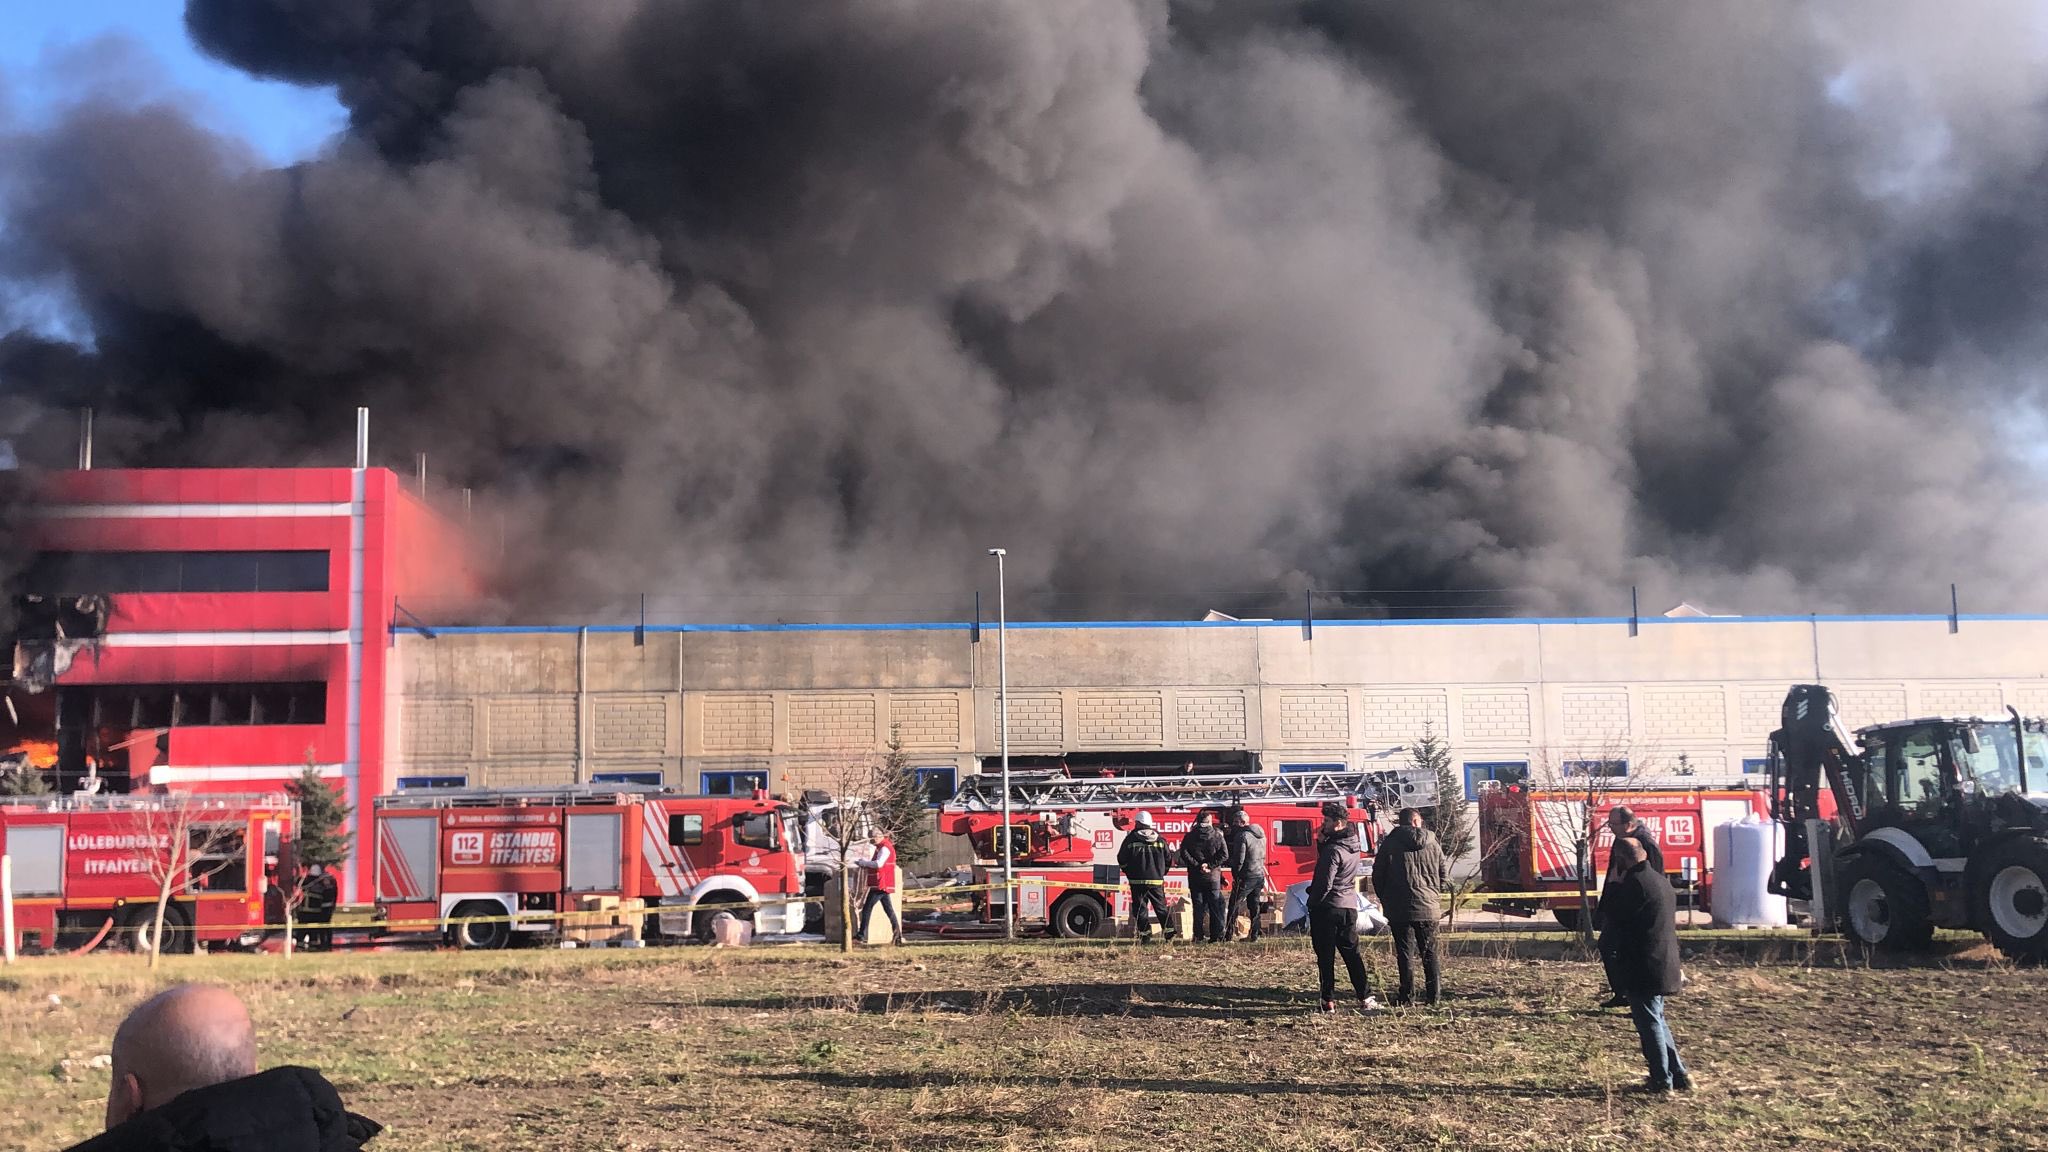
[0,0,345,164]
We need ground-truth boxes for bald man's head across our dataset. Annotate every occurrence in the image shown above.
[106,984,257,1129]
[1611,837,1648,870]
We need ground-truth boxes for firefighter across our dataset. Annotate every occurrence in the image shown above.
[1180,809,1229,943]
[1307,801,1378,1013]
[1594,806,1664,1008]
[300,865,339,952]
[1225,806,1269,943]
[1117,811,1176,942]
[856,831,904,946]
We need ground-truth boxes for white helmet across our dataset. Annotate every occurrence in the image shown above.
[1133,811,1156,829]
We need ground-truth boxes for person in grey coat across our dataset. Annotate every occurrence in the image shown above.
[1372,807,1449,1006]
[1225,806,1269,943]
[1306,802,1379,1012]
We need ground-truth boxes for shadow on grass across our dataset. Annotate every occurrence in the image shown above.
[752,1069,1611,1100]
[685,982,1313,1018]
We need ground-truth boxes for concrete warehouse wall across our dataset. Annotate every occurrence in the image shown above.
[394,616,2048,869]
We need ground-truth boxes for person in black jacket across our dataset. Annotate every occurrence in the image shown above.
[71,983,381,1151]
[1306,802,1379,1013]
[1179,809,1229,943]
[1117,811,1177,942]
[1595,806,1665,1008]
[1597,838,1693,1093]
[1607,807,1665,872]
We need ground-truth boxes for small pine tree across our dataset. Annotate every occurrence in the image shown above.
[872,726,931,865]
[0,760,52,796]
[287,758,354,868]
[1410,723,1474,862]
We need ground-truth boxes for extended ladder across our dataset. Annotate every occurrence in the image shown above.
[946,768,1432,812]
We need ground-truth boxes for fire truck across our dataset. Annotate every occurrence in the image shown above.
[372,785,807,948]
[1477,780,1770,928]
[0,792,296,954]
[936,768,1432,937]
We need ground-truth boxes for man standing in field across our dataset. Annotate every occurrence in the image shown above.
[1179,808,1230,943]
[1598,837,1693,1093]
[1306,802,1379,1013]
[1596,806,1665,1007]
[1117,811,1176,942]
[1225,806,1269,943]
[1373,806,1449,1007]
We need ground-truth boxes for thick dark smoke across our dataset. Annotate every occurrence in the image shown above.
[5,0,2048,620]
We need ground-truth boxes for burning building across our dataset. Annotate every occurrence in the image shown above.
[1,462,476,900]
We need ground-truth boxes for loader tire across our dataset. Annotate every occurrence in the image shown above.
[1975,838,2048,962]
[1838,854,1933,951]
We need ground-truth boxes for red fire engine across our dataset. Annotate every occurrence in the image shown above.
[937,768,1432,937]
[372,785,807,948]
[0,792,296,954]
[1477,780,1771,928]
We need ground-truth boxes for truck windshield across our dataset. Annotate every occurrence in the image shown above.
[1951,726,2048,796]
[735,811,779,850]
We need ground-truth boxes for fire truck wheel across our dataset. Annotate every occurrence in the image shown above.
[125,904,192,955]
[1837,854,1933,951]
[1974,838,2048,961]
[692,896,750,943]
[1050,894,1107,939]
[1550,907,1584,933]
[449,901,512,950]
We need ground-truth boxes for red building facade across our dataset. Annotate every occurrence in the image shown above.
[8,467,473,900]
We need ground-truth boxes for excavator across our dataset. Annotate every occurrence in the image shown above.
[1766,684,2048,959]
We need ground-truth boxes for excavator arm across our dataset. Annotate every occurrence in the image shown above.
[1766,684,1866,899]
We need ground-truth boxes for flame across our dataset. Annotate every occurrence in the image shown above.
[3,740,59,769]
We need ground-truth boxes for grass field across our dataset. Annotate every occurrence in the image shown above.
[2,934,2044,1151]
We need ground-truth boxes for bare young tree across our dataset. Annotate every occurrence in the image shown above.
[127,795,247,969]
[1525,737,1657,944]
[806,733,930,952]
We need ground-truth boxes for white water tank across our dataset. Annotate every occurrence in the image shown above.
[1711,817,1789,927]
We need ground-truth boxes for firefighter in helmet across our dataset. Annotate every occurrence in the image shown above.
[1117,811,1176,943]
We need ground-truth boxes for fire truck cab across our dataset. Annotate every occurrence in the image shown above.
[372,786,806,948]
[938,768,1431,937]
[0,792,295,954]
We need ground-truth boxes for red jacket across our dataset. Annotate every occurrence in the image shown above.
[861,839,898,893]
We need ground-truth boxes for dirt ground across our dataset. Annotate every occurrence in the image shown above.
[2,934,2044,1151]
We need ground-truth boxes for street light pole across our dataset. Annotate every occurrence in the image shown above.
[988,547,1013,940]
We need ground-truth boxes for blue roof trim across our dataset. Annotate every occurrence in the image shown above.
[426,612,2048,636]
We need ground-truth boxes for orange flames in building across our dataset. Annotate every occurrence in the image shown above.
[3,740,59,769]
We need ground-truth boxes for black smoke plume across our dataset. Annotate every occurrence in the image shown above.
[5,0,2048,620]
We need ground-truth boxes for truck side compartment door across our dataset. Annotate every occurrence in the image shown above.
[566,812,623,893]
[376,816,439,901]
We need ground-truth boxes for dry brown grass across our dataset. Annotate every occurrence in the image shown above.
[2,935,2044,1150]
